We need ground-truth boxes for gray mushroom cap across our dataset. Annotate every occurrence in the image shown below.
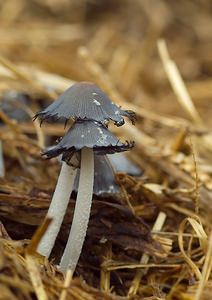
[34,82,136,126]
[73,154,142,197]
[43,119,134,160]
[109,153,142,176]
[0,91,30,122]
[73,155,120,196]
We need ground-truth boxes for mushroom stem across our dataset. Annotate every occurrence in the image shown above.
[37,162,77,258]
[59,147,94,273]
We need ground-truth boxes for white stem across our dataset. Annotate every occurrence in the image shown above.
[37,162,77,258]
[59,148,94,273]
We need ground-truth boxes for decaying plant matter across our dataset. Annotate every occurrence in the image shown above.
[0,0,212,299]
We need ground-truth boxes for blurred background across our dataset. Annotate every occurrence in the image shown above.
[0,0,211,122]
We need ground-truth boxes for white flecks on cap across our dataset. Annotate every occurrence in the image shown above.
[97,127,108,144]
[93,99,101,106]
[97,127,104,135]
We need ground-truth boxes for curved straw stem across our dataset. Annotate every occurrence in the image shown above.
[37,162,77,258]
[59,147,94,273]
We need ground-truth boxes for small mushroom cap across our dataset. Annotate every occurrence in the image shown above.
[0,91,30,122]
[108,153,143,176]
[73,155,120,196]
[34,82,136,126]
[43,119,134,159]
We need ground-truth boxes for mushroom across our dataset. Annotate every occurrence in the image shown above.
[108,152,142,176]
[0,91,30,178]
[42,119,133,273]
[34,82,135,272]
[43,120,132,159]
[0,91,30,122]
[34,81,136,126]
[72,150,142,198]
[73,155,121,197]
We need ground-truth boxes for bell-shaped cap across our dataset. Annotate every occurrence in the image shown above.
[43,119,134,160]
[34,82,136,126]
[73,155,120,196]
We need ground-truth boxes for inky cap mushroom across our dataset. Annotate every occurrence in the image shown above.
[43,119,134,160]
[34,82,136,126]
[35,81,136,273]
[73,155,120,196]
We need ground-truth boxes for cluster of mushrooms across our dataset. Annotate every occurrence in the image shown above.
[34,82,136,273]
